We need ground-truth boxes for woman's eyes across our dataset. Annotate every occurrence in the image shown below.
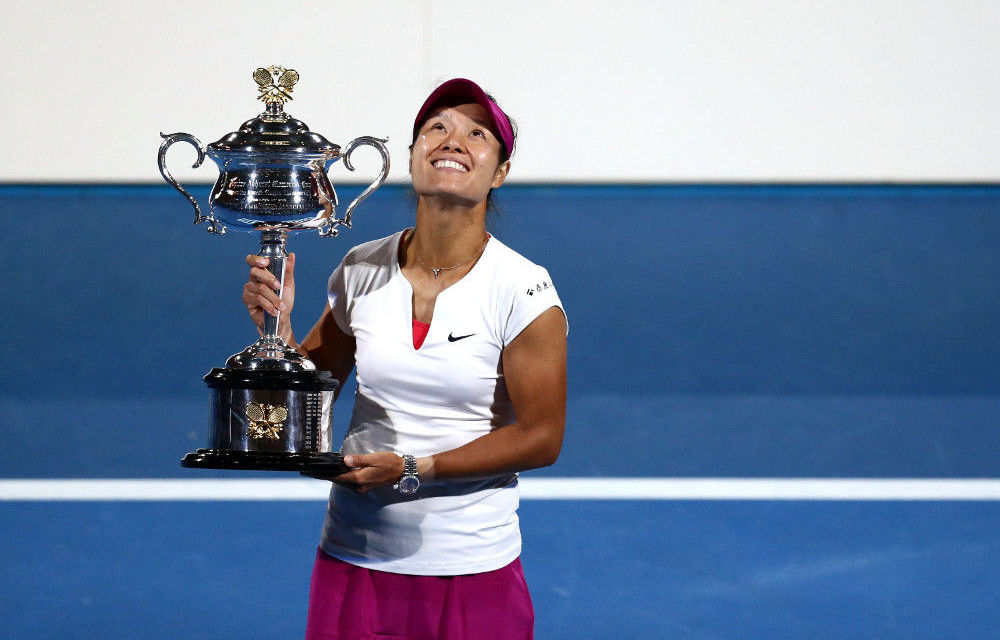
[426,122,487,140]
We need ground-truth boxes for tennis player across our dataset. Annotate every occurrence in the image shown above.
[243,78,568,640]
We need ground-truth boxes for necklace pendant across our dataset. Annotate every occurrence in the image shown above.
[416,233,489,280]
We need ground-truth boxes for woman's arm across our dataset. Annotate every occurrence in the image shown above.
[337,305,567,491]
[298,306,356,392]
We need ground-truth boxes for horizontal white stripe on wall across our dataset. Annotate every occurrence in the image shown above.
[3,478,1000,501]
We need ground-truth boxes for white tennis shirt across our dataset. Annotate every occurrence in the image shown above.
[318,230,566,575]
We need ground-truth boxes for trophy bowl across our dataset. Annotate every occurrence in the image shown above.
[157,66,389,473]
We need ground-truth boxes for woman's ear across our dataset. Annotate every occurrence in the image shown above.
[492,160,511,189]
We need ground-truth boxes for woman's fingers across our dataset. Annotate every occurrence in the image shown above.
[243,254,290,319]
[302,453,406,494]
[243,282,283,316]
[248,266,282,292]
[245,256,282,295]
[328,453,405,493]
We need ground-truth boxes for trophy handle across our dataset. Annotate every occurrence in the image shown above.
[157,132,226,235]
[320,136,390,238]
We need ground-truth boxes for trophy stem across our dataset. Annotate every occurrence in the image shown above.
[258,229,288,340]
[223,229,314,372]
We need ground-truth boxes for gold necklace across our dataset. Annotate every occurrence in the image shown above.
[416,234,490,279]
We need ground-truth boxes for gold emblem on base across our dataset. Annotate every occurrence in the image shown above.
[246,402,288,440]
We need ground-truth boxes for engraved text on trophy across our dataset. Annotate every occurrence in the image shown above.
[211,167,333,219]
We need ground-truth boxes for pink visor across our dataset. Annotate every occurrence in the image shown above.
[412,78,514,157]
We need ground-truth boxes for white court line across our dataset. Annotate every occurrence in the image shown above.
[2,478,1000,501]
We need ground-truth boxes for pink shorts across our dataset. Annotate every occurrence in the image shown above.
[305,549,534,640]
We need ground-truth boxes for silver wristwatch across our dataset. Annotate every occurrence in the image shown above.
[394,454,420,494]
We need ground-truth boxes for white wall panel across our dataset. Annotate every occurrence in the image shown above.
[1,1,998,182]
[0,1,427,183]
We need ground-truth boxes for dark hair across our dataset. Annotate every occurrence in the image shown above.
[487,92,517,163]
[485,96,516,215]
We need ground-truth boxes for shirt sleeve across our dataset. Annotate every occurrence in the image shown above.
[326,258,353,336]
[502,265,568,345]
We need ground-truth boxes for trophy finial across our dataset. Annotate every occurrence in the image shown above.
[254,65,299,109]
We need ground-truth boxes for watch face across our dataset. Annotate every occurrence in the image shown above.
[397,475,420,494]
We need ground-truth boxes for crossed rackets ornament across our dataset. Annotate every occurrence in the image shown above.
[245,403,288,441]
[253,66,299,107]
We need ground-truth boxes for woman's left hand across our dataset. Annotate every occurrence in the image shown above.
[332,452,406,493]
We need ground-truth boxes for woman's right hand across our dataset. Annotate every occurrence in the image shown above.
[242,252,296,341]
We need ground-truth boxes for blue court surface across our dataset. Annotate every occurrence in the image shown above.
[2,184,1000,638]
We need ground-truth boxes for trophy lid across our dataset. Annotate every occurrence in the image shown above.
[207,66,340,156]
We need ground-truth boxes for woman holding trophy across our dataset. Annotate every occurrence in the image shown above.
[242,78,567,640]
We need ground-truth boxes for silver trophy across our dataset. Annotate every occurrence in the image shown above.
[158,65,389,472]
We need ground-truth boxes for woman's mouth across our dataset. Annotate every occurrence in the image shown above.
[433,159,468,172]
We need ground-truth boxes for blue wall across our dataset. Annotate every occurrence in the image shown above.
[2,184,999,478]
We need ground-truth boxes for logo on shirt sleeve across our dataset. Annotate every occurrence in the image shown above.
[526,280,552,296]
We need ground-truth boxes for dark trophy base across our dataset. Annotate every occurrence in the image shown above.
[181,449,349,474]
[182,367,343,473]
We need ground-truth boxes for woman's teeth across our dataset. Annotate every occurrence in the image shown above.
[433,159,468,172]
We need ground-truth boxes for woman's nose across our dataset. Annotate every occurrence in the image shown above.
[440,135,464,153]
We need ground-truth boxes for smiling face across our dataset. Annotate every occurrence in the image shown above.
[409,102,511,207]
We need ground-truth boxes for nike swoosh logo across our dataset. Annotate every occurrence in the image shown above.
[448,332,475,342]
